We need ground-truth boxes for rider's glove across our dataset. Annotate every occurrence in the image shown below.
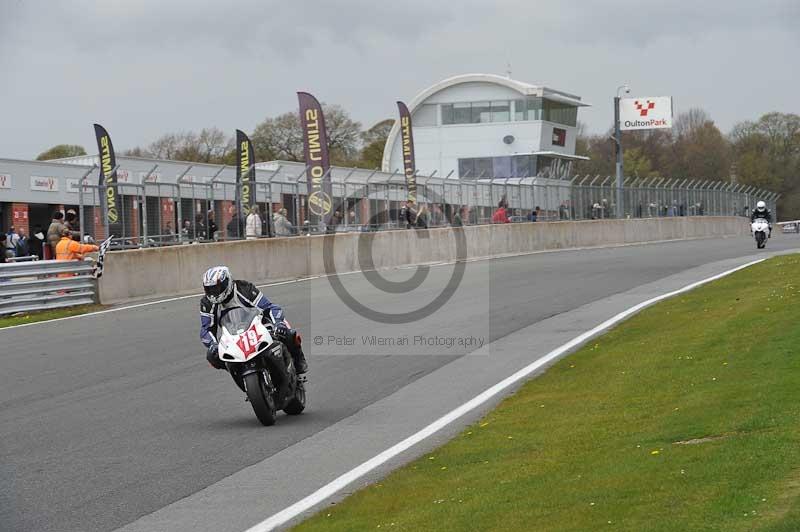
[206,344,224,369]
[274,321,290,338]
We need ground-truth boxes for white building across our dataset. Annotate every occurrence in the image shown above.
[383,73,590,179]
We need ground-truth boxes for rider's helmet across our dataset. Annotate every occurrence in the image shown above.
[203,266,234,304]
[756,201,767,212]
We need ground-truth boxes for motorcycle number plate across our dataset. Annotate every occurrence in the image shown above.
[236,324,263,359]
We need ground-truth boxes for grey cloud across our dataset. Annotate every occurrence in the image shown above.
[0,0,797,158]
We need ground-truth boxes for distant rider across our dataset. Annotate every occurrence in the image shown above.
[199,266,308,373]
[750,201,772,237]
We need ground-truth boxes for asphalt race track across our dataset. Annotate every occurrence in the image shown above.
[2,234,798,532]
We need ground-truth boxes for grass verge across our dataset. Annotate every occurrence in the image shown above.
[295,255,800,532]
[0,304,105,328]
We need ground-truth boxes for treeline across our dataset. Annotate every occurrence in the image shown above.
[576,110,800,217]
[121,105,394,171]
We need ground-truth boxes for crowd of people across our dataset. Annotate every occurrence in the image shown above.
[397,197,550,230]
[1,209,98,266]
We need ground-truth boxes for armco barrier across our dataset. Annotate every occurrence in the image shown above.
[0,260,97,315]
[97,216,749,304]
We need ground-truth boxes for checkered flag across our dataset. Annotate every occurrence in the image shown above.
[93,236,114,279]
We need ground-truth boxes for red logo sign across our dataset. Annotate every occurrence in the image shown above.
[235,323,263,359]
[0,175,6,187]
[634,100,656,117]
[552,128,567,147]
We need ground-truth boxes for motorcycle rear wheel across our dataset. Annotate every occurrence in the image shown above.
[283,382,306,416]
[245,373,277,426]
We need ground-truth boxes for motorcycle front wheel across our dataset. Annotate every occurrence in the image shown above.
[244,372,277,426]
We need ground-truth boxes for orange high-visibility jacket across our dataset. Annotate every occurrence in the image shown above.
[55,237,98,261]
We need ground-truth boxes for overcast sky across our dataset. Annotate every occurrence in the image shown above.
[1,0,798,160]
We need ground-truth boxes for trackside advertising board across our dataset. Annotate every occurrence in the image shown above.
[619,96,673,130]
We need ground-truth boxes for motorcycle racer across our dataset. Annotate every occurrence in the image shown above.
[750,201,772,237]
[200,266,308,373]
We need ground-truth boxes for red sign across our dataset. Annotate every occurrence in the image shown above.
[12,205,28,221]
[235,323,263,359]
[552,128,567,147]
[634,100,656,117]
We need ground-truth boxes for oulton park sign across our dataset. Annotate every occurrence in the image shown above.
[619,96,673,131]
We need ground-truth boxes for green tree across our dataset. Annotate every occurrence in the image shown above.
[36,144,86,160]
[731,112,800,218]
[623,147,658,178]
[357,118,394,169]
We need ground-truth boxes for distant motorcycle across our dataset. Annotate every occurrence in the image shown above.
[751,218,770,249]
[217,307,306,425]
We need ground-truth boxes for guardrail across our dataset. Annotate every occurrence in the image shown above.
[0,260,97,316]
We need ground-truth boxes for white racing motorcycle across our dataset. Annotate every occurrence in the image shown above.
[751,218,770,249]
[217,307,306,425]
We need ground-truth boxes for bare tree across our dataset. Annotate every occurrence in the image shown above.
[673,108,711,138]
[251,103,363,165]
[198,127,232,162]
[124,129,233,163]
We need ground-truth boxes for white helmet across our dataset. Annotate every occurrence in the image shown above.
[203,266,233,304]
[756,201,766,211]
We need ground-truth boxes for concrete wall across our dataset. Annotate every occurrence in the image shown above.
[98,216,749,304]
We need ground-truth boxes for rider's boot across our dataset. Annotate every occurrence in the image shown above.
[291,345,308,374]
[284,331,308,374]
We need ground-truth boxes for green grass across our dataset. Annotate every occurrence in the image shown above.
[295,255,800,532]
[0,304,105,328]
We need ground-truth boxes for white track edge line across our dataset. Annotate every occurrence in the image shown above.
[0,236,741,332]
[244,257,765,532]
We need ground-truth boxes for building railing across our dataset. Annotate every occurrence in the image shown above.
[0,260,97,316]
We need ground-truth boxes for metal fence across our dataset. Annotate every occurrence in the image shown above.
[0,260,97,316]
[74,160,779,248]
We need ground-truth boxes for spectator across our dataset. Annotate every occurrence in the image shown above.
[273,208,293,236]
[163,221,176,242]
[30,224,45,259]
[453,206,469,227]
[47,211,66,257]
[181,219,194,240]
[55,226,98,261]
[348,209,358,225]
[192,213,206,240]
[207,210,218,241]
[528,206,541,222]
[227,208,244,238]
[0,233,7,263]
[65,209,79,235]
[399,199,417,229]
[245,207,263,239]
[6,226,20,257]
[492,200,510,224]
[558,201,569,220]
[415,204,429,229]
[430,204,444,227]
[15,228,30,257]
[331,210,343,227]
